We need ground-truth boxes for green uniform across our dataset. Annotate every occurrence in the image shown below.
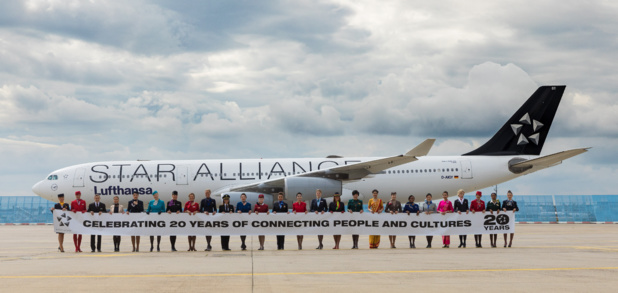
[348,199,363,212]
[486,200,501,211]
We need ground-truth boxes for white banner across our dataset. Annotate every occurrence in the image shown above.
[53,210,515,236]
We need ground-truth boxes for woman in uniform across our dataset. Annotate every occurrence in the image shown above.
[470,191,485,248]
[184,193,200,251]
[236,193,252,250]
[502,190,519,247]
[347,190,363,249]
[254,194,269,250]
[402,195,420,248]
[329,192,345,249]
[384,192,402,248]
[292,192,307,250]
[368,189,384,248]
[486,192,501,248]
[51,193,70,252]
[146,191,166,252]
[109,196,124,252]
[437,191,453,248]
[272,192,289,250]
[219,194,234,251]
[421,193,437,248]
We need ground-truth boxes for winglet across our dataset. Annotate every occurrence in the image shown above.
[405,139,435,157]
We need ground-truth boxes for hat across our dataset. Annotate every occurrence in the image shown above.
[222,194,230,199]
[258,194,264,198]
[476,191,482,196]
[172,190,178,195]
[75,191,81,196]
[57,193,65,198]
[334,192,340,196]
[152,190,158,195]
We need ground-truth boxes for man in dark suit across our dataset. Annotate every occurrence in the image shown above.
[453,189,469,248]
[310,189,328,249]
[272,192,289,250]
[218,194,234,251]
[87,193,106,252]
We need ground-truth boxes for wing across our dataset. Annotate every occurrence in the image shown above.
[508,148,589,174]
[228,139,435,193]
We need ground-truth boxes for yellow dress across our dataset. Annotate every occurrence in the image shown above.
[368,198,383,248]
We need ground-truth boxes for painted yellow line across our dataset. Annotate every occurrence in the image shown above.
[1,267,617,279]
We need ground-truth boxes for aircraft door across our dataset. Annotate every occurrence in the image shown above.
[176,166,188,185]
[460,160,473,179]
[73,168,85,187]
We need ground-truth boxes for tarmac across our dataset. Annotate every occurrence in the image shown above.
[1,224,617,293]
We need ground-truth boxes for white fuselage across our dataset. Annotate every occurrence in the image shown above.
[32,155,530,207]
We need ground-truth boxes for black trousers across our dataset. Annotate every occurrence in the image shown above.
[276,235,285,249]
[90,235,102,251]
[221,236,230,250]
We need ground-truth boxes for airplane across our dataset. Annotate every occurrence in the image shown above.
[32,85,588,207]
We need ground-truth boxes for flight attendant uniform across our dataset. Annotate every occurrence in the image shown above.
[403,202,419,248]
[127,198,144,252]
[437,200,453,248]
[237,201,252,250]
[146,198,166,252]
[166,199,183,251]
[109,203,124,252]
[470,196,485,248]
[272,200,289,250]
[368,197,384,248]
[453,197,469,248]
[70,192,87,252]
[87,201,107,252]
[347,198,363,249]
[254,196,269,250]
[219,196,234,251]
[486,198,501,248]
[52,194,70,252]
[200,196,217,251]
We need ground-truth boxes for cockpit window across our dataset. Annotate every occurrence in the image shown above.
[47,175,58,180]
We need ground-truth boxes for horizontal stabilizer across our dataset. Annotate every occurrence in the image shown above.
[508,148,589,174]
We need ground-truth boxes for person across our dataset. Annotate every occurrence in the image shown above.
[236,193,252,250]
[310,189,328,249]
[453,189,469,248]
[421,193,437,248]
[502,190,519,248]
[166,191,183,252]
[70,191,86,252]
[50,193,70,252]
[368,189,384,249]
[384,192,402,248]
[126,191,144,252]
[292,192,307,250]
[437,191,453,248]
[486,192,501,248]
[329,192,345,249]
[200,189,217,251]
[87,193,106,252]
[272,192,289,250]
[254,194,270,250]
[146,191,165,252]
[470,191,486,248]
[219,194,234,251]
[109,196,124,252]
[184,193,200,251]
[402,195,420,248]
[347,190,363,249]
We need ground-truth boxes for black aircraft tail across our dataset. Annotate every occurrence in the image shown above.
[463,85,566,156]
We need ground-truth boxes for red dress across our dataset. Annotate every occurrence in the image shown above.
[293,201,307,212]
[184,201,199,213]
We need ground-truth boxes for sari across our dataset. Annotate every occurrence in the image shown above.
[368,198,383,248]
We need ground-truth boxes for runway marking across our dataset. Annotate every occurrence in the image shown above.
[1,266,618,279]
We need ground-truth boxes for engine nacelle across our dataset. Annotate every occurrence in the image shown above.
[223,192,273,206]
[284,177,342,200]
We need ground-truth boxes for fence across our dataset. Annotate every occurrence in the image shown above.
[1,195,617,224]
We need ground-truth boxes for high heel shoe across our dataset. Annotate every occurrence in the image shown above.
[58,247,64,253]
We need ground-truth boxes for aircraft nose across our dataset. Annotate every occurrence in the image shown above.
[32,181,51,200]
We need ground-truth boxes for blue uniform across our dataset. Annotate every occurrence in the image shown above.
[236,202,252,213]
[403,202,419,213]
[147,200,166,214]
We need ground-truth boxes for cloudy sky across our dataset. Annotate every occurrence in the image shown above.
[1,0,616,196]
